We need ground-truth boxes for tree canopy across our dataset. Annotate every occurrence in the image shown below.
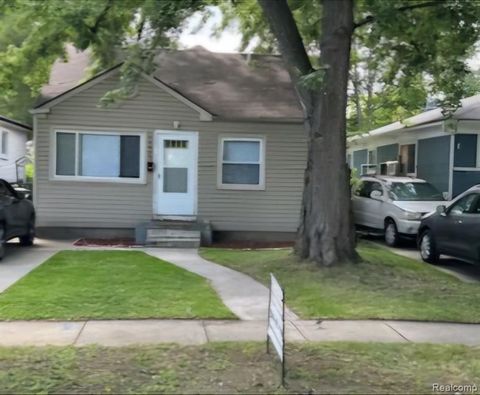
[1,0,480,128]
[1,0,480,265]
[0,0,205,121]
[217,0,480,133]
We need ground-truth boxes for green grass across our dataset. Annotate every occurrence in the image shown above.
[0,342,479,394]
[0,250,234,320]
[201,242,480,322]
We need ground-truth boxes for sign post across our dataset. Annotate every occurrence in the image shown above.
[266,273,286,387]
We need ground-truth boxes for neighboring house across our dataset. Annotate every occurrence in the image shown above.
[347,95,480,199]
[0,115,31,183]
[30,46,307,242]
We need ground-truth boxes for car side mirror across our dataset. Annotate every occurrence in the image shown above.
[370,190,383,200]
[436,205,447,216]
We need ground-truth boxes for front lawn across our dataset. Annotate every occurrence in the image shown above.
[0,251,234,320]
[201,243,480,322]
[0,342,479,394]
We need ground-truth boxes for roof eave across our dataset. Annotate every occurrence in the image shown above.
[0,116,32,131]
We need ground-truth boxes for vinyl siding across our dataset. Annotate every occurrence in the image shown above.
[352,149,367,174]
[452,170,480,197]
[35,74,306,232]
[417,136,451,194]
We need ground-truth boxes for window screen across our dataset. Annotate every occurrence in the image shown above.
[55,131,141,179]
[56,132,76,176]
[80,134,120,177]
[221,140,261,185]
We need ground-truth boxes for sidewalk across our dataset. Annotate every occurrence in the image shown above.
[1,319,480,347]
[145,248,298,321]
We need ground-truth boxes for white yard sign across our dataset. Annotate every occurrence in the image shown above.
[267,273,285,363]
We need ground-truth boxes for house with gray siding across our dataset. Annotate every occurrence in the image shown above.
[347,94,480,199]
[0,116,30,183]
[30,46,307,244]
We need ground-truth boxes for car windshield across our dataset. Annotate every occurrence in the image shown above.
[388,182,444,201]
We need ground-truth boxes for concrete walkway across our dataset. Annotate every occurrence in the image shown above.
[2,240,480,348]
[374,241,480,283]
[0,239,73,292]
[0,240,298,321]
[145,248,298,321]
[1,319,480,347]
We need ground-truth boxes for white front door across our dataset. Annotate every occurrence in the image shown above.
[154,131,198,216]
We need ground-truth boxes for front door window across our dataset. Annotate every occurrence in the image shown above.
[163,140,189,193]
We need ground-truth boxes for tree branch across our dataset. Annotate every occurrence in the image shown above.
[89,0,114,35]
[354,1,440,29]
[257,0,313,77]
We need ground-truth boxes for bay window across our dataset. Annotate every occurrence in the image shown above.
[218,137,265,190]
[54,130,145,183]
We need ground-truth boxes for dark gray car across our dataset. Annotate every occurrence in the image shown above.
[418,185,480,264]
[0,179,35,259]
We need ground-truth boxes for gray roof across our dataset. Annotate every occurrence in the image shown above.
[38,46,303,120]
[349,94,480,142]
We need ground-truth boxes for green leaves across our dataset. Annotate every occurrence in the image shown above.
[0,0,206,119]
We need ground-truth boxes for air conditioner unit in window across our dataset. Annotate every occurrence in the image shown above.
[360,164,377,176]
[379,161,400,176]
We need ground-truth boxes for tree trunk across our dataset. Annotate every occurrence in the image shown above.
[259,0,358,266]
[295,0,358,266]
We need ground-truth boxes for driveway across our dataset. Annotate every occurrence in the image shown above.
[368,236,480,283]
[0,238,73,292]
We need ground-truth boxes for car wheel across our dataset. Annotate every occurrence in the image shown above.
[384,219,399,247]
[419,229,439,264]
[19,216,35,247]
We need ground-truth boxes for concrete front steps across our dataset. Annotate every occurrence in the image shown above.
[135,220,211,248]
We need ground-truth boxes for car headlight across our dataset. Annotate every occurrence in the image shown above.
[404,211,423,220]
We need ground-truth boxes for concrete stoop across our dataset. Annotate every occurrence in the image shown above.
[135,220,211,248]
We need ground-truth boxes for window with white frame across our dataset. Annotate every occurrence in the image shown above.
[219,137,265,189]
[0,130,8,157]
[54,130,144,182]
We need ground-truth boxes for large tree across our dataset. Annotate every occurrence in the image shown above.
[1,0,480,265]
[244,0,480,265]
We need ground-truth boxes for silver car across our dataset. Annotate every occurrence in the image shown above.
[353,176,446,246]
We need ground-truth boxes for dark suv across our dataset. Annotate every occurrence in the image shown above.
[0,179,35,259]
[418,185,480,264]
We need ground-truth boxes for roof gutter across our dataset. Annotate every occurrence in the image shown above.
[0,116,32,131]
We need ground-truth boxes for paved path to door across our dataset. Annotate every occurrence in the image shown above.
[0,240,297,321]
[2,240,480,347]
[145,248,298,321]
[1,319,480,347]
[0,239,74,292]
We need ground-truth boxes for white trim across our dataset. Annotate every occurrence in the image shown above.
[50,127,147,184]
[154,215,197,221]
[30,67,214,122]
[217,136,266,191]
[29,108,50,115]
[153,130,198,216]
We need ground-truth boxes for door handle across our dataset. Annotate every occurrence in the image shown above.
[457,220,463,224]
